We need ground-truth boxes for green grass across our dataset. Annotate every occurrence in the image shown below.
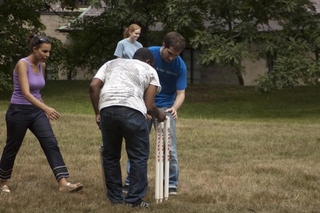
[2,80,319,122]
[181,84,320,123]
[1,81,320,213]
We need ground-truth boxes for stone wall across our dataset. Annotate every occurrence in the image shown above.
[40,13,70,43]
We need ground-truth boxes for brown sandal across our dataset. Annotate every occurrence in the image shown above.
[59,182,83,193]
[0,185,11,193]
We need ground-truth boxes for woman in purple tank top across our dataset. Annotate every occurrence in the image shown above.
[0,34,83,193]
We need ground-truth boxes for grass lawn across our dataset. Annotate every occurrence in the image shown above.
[2,80,319,122]
[0,81,320,213]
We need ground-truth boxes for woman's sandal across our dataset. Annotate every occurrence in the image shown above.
[59,182,83,193]
[0,185,11,193]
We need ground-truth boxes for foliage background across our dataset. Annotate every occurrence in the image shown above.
[1,0,320,92]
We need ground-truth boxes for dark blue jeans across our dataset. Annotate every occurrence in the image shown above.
[0,104,69,181]
[100,106,149,204]
[125,111,179,188]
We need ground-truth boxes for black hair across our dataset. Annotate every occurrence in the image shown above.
[133,48,154,65]
[27,34,51,51]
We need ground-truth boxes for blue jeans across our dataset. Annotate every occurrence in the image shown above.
[125,109,179,188]
[0,104,69,181]
[100,106,150,204]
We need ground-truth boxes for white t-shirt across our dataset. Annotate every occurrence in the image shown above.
[94,59,161,115]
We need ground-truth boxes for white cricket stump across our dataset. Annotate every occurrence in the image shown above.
[155,116,171,204]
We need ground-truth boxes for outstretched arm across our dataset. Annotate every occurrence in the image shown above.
[17,60,60,121]
[144,85,166,122]
[166,89,185,119]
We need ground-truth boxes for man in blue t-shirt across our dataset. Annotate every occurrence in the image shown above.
[149,32,187,195]
[124,32,187,195]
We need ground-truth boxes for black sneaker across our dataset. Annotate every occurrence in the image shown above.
[123,184,129,194]
[169,188,178,195]
[125,201,150,208]
[111,202,123,206]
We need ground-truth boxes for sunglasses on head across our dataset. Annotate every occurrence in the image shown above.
[33,35,51,46]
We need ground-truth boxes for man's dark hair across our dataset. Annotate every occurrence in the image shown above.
[163,32,185,52]
[133,48,154,65]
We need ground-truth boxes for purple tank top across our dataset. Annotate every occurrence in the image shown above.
[10,57,45,105]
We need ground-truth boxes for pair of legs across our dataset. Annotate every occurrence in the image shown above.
[100,106,150,205]
[125,110,179,189]
[0,104,82,193]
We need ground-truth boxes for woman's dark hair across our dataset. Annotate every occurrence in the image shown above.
[133,48,154,65]
[27,34,51,51]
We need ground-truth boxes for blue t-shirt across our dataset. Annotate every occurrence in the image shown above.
[114,39,143,59]
[148,46,187,108]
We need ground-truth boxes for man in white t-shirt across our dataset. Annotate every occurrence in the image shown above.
[89,48,166,208]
